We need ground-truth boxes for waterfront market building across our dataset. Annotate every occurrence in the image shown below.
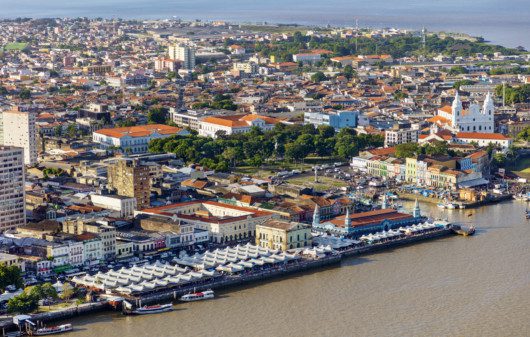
[312,200,424,238]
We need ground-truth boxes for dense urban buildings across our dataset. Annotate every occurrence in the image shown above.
[0,17,527,332]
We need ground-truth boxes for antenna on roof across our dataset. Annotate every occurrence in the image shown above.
[421,27,426,50]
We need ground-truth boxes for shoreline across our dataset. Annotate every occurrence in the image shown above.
[0,17,523,49]
[398,192,513,209]
[0,228,455,334]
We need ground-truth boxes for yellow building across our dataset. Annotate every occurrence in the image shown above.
[0,253,25,272]
[256,219,312,251]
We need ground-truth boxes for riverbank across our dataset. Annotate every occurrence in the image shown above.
[0,227,455,335]
[398,192,513,209]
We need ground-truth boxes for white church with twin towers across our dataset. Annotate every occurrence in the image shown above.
[437,92,495,133]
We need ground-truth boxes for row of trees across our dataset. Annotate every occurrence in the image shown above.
[7,283,75,314]
[495,84,530,105]
[251,33,521,63]
[191,94,238,111]
[394,141,450,159]
[148,124,384,171]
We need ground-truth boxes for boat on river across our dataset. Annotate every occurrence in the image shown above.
[451,224,476,236]
[180,289,214,302]
[437,202,458,209]
[131,303,173,315]
[31,324,73,335]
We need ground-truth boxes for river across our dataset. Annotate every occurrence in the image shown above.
[62,200,530,337]
[0,0,529,48]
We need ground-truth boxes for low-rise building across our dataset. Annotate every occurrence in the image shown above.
[255,219,312,250]
[304,110,358,130]
[0,253,25,272]
[313,206,423,238]
[90,194,137,217]
[454,132,513,150]
[198,114,281,138]
[93,124,189,154]
[137,201,275,244]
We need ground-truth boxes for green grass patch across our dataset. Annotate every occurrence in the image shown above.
[285,175,348,192]
[3,42,28,51]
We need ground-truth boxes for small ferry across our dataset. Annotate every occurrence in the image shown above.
[451,224,476,236]
[32,324,73,335]
[132,303,173,315]
[180,289,214,302]
[437,202,457,209]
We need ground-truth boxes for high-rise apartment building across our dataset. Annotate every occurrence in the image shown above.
[107,159,151,210]
[0,146,26,230]
[1,107,37,165]
[168,44,196,70]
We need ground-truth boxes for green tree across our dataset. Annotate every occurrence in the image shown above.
[448,66,468,75]
[0,265,23,291]
[60,283,75,301]
[19,88,31,99]
[7,292,39,314]
[66,124,77,139]
[222,147,242,167]
[334,135,358,158]
[147,107,169,124]
[395,142,420,158]
[453,79,475,90]
[285,142,310,162]
[317,125,335,139]
[311,71,327,83]
[393,90,408,100]
[53,125,62,137]
[424,141,449,156]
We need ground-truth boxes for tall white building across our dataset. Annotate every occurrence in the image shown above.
[1,107,37,165]
[385,128,420,147]
[168,44,196,70]
[0,146,26,230]
[437,92,495,133]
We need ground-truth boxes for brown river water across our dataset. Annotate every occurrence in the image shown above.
[65,200,530,337]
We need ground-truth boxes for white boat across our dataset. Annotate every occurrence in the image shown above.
[180,289,214,302]
[33,324,73,335]
[437,202,457,209]
[132,303,173,315]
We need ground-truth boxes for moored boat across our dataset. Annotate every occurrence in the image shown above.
[32,324,73,335]
[445,203,457,209]
[132,303,173,315]
[180,289,214,302]
[451,224,476,236]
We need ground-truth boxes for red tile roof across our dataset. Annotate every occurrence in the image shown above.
[201,114,281,128]
[456,132,511,140]
[95,124,184,139]
[329,208,413,228]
